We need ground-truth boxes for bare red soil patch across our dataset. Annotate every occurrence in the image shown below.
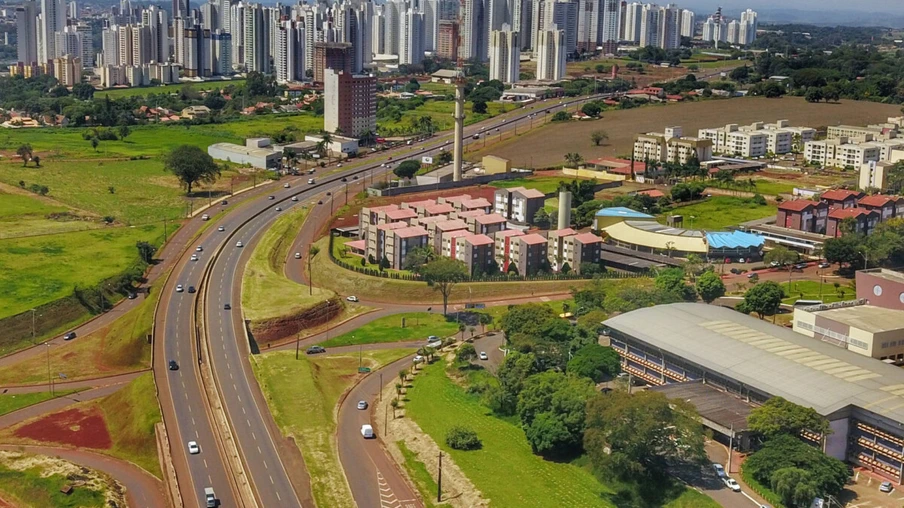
[14,407,112,449]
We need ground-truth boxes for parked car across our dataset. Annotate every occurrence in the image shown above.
[746,272,757,279]
[794,262,808,270]
[818,262,831,269]
[168,360,179,370]
[880,481,894,493]
[357,401,368,410]
[413,355,425,363]
[479,352,488,361]
[63,331,77,341]
[730,268,740,274]
[723,478,741,492]
[188,441,200,454]
[221,200,228,205]
[347,295,359,302]
[712,463,725,478]
[306,346,326,355]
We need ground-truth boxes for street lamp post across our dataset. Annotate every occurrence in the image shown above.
[31,308,36,343]
[45,342,53,396]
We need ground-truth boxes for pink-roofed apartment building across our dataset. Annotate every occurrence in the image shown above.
[384,225,429,269]
[452,209,487,220]
[493,229,524,273]
[826,208,880,237]
[564,233,603,273]
[453,234,495,275]
[511,233,549,275]
[776,200,828,234]
[858,195,904,221]
[359,204,401,239]
[437,194,472,207]
[367,222,410,262]
[494,186,547,225]
[820,189,865,210]
[428,219,469,251]
[467,213,508,236]
[457,197,492,213]
[441,229,472,257]
[546,228,576,271]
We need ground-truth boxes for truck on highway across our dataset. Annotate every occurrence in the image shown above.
[204,487,217,507]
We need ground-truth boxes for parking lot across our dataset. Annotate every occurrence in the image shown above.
[841,470,904,507]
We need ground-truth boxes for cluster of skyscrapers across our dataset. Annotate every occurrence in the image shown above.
[13,0,759,88]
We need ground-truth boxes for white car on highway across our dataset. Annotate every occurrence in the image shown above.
[723,478,741,492]
[175,284,184,292]
[236,241,244,248]
[188,441,200,454]
[294,252,301,259]
[361,424,374,439]
[190,254,199,261]
[218,226,225,232]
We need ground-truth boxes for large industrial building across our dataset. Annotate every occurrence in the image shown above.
[605,303,904,483]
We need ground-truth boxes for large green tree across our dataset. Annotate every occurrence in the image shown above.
[695,271,726,304]
[654,267,695,301]
[567,344,620,382]
[743,435,848,500]
[747,396,829,440]
[394,160,421,179]
[771,467,819,508]
[518,372,596,457]
[420,257,469,315]
[738,281,785,319]
[584,390,705,479]
[486,351,539,415]
[163,145,221,194]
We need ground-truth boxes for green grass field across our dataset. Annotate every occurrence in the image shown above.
[749,179,796,196]
[0,389,81,416]
[0,223,164,320]
[0,190,100,239]
[396,441,441,508]
[378,99,518,133]
[251,349,412,508]
[660,196,777,230]
[320,312,460,347]
[0,453,110,507]
[95,78,247,99]
[406,360,615,507]
[489,177,566,195]
[0,113,321,159]
[780,279,856,305]
[96,373,162,478]
[242,206,336,322]
[0,272,162,385]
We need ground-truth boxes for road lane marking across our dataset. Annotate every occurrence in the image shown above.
[203,459,208,468]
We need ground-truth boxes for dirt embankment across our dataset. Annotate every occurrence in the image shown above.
[248,297,342,345]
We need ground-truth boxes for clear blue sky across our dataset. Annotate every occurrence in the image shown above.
[686,1,904,14]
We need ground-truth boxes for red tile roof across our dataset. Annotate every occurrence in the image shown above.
[519,233,548,245]
[394,226,428,239]
[549,228,577,238]
[573,232,602,244]
[475,213,507,225]
[821,189,863,201]
[463,234,494,246]
[384,208,418,220]
[858,195,900,207]
[377,222,410,231]
[461,198,492,209]
[435,219,468,231]
[457,210,487,218]
[828,207,877,220]
[778,199,820,212]
[513,187,546,199]
[494,229,524,239]
[424,203,454,215]
[443,229,472,241]
[638,189,665,198]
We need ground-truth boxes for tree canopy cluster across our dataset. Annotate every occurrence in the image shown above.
[823,217,904,270]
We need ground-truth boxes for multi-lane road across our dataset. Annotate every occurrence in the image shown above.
[153,93,610,507]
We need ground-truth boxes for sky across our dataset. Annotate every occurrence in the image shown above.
[684,0,904,15]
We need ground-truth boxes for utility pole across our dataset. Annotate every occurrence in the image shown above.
[437,452,443,502]
[295,331,301,360]
[31,309,36,344]
[46,342,53,396]
[163,218,167,242]
[727,423,734,474]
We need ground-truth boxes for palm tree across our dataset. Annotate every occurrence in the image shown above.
[458,323,466,340]
[564,152,584,167]
[307,245,320,295]
[478,313,492,334]
[398,368,408,384]
[390,398,399,419]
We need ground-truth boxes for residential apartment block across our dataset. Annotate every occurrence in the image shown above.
[494,229,524,272]
[632,126,713,165]
[494,186,546,225]
[828,125,897,142]
[698,120,814,157]
[858,195,904,221]
[776,200,829,234]
[826,208,880,237]
[509,233,549,275]
[804,138,881,169]
[820,189,864,210]
[451,233,495,275]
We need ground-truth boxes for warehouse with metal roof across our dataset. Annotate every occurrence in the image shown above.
[605,303,904,482]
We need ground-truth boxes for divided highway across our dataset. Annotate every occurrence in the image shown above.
[156,93,606,507]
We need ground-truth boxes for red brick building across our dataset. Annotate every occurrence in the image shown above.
[313,42,352,83]
[857,195,904,221]
[776,200,828,234]
[820,189,865,210]
[826,207,880,237]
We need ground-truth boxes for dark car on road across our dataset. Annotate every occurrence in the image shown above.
[63,331,77,340]
[224,303,231,310]
[306,346,326,355]
[168,360,179,370]
[188,286,196,293]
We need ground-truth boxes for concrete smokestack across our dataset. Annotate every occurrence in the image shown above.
[557,191,572,230]
[452,81,465,182]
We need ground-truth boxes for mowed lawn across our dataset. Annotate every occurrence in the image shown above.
[0,223,164,319]
[489,177,565,195]
[780,279,856,305]
[0,159,249,224]
[0,113,323,159]
[242,206,335,323]
[0,190,100,239]
[320,312,460,347]
[405,361,615,507]
[251,349,412,507]
[95,373,162,478]
[95,78,247,99]
[659,196,777,230]
[379,99,518,133]
[0,389,81,416]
